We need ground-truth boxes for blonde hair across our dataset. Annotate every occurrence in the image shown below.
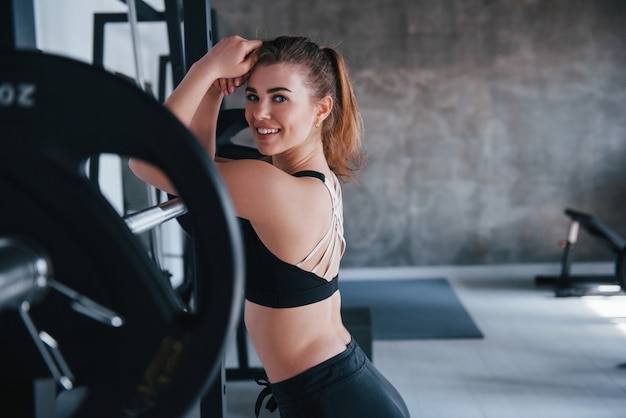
[254,36,364,182]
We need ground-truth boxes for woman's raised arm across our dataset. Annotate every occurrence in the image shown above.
[128,36,261,193]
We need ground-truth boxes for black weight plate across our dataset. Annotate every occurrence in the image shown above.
[0,50,244,417]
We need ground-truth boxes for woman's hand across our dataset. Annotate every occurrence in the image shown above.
[197,36,261,95]
[159,35,260,155]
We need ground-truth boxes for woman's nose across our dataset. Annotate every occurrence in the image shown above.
[251,101,270,120]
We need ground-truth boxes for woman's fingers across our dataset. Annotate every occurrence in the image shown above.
[215,76,245,96]
[217,78,229,95]
[204,36,262,96]
[232,76,244,90]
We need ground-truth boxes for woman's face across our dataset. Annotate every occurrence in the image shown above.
[244,63,319,156]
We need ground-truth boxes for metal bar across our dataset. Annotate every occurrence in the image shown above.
[163,0,186,86]
[116,0,162,20]
[558,220,579,284]
[49,280,124,328]
[19,303,73,390]
[147,190,166,270]
[127,0,146,90]
[92,12,165,68]
[183,0,213,72]
[157,55,170,102]
[123,198,188,235]
[1,0,37,51]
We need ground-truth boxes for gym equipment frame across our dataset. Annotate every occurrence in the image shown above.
[535,208,626,297]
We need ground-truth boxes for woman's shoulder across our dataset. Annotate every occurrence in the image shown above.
[216,159,330,224]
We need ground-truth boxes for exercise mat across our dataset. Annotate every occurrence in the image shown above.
[340,278,483,340]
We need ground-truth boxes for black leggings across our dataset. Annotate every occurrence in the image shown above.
[255,338,410,417]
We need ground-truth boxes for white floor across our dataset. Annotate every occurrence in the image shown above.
[189,262,626,417]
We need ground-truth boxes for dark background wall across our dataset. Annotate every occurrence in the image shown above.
[212,0,626,268]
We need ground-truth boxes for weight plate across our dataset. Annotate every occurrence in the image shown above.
[0,50,244,417]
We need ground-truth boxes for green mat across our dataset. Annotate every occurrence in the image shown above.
[340,278,483,340]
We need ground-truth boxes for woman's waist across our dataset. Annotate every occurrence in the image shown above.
[244,301,350,382]
[255,333,351,383]
[269,337,367,402]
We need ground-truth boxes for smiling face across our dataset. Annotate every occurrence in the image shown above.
[244,63,320,156]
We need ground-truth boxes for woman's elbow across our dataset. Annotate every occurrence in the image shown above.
[127,158,178,196]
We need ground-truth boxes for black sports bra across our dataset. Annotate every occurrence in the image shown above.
[241,170,344,308]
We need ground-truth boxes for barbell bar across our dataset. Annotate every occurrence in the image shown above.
[123,197,188,235]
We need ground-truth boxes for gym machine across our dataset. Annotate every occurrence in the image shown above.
[535,208,626,297]
[0,1,245,417]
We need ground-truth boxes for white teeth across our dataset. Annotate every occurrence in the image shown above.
[257,128,279,135]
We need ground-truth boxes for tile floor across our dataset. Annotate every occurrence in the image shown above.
[188,262,626,417]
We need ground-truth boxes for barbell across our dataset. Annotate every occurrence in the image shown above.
[0,49,244,417]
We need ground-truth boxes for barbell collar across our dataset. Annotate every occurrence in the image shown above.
[0,236,50,312]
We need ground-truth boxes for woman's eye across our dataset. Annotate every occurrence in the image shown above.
[246,94,259,102]
[273,95,287,103]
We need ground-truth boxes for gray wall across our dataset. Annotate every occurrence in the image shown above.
[213,0,626,267]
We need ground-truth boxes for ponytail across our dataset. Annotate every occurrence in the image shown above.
[321,47,364,181]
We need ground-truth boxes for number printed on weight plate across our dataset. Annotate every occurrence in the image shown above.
[0,82,37,108]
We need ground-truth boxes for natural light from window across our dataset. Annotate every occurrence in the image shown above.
[583,294,626,335]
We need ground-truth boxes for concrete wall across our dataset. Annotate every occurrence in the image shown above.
[32,0,626,268]
[213,0,626,267]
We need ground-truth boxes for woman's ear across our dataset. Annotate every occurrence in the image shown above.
[316,95,333,125]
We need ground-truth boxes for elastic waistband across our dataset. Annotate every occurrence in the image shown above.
[270,338,366,403]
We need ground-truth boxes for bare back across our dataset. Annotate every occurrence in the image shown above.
[239,169,351,383]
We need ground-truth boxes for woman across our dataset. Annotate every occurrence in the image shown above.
[130,35,410,417]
